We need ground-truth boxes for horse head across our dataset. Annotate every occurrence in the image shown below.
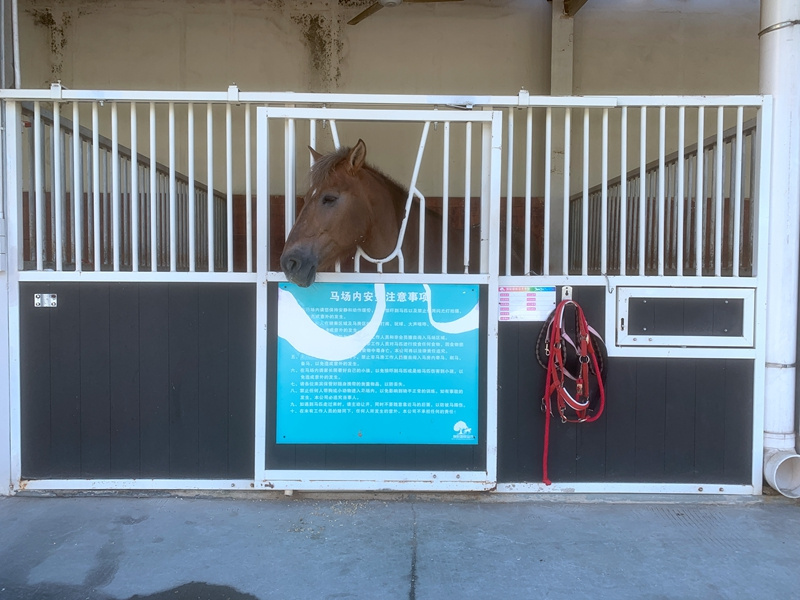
[280,139,404,287]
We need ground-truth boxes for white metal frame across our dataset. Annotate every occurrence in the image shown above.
[256,106,503,491]
[616,286,756,349]
[0,89,771,496]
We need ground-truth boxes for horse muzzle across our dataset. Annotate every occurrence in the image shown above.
[280,247,318,288]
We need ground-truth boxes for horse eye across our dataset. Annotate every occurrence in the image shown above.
[321,194,338,205]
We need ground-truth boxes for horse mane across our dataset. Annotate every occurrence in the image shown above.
[309,146,408,215]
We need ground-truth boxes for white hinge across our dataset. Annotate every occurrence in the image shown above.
[34,294,57,308]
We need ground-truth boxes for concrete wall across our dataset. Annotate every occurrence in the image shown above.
[17,0,762,196]
[20,0,760,95]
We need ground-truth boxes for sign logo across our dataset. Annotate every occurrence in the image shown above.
[452,420,475,441]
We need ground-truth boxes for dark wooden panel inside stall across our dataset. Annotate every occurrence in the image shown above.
[497,286,754,484]
[19,282,256,480]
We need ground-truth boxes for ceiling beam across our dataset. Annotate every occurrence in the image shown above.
[564,0,589,17]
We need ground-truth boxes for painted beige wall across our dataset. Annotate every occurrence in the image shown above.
[20,0,760,95]
[18,0,761,196]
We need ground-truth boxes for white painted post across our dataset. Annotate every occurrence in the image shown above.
[760,0,800,497]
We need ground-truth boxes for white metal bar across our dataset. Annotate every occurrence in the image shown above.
[562,108,571,275]
[543,107,551,275]
[619,107,627,276]
[524,107,533,276]
[309,119,317,162]
[93,102,101,271]
[479,113,492,273]
[505,108,514,276]
[677,106,685,277]
[442,122,450,273]
[33,102,44,271]
[207,103,214,271]
[255,107,270,481]
[267,107,495,123]
[112,102,120,272]
[245,105,253,273]
[53,102,64,271]
[226,103,234,272]
[715,106,724,276]
[658,105,666,276]
[72,102,82,273]
[186,103,195,272]
[329,119,340,149]
[285,116,296,240]
[638,107,647,276]
[148,102,157,271]
[129,104,139,272]
[168,103,176,272]
[5,88,765,107]
[581,108,589,275]
[463,121,472,273]
[733,106,744,277]
[696,107,704,276]
[600,109,609,274]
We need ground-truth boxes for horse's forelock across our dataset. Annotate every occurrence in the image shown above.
[307,145,408,216]
[308,146,352,190]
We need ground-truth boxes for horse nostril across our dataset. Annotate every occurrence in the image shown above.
[285,258,298,273]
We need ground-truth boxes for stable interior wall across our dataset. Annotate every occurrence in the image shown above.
[18,0,761,197]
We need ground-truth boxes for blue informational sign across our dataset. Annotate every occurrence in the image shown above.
[276,283,480,445]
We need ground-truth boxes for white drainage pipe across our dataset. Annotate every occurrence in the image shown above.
[760,0,800,497]
[764,450,800,498]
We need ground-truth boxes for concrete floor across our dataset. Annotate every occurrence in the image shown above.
[0,493,798,600]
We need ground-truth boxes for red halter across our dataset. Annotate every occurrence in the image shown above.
[540,299,606,485]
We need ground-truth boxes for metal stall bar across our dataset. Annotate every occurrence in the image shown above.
[187,104,196,272]
[168,103,177,272]
[657,106,666,276]
[207,103,215,271]
[149,102,157,271]
[676,106,685,277]
[226,103,234,272]
[619,106,628,276]
[543,107,552,276]
[581,108,589,275]
[130,104,139,272]
[72,102,82,273]
[33,102,44,271]
[638,107,647,276]
[93,102,101,271]
[442,121,450,273]
[246,105,253,273]
[284,114,296,242]
[505,108,514,276]
[695,107,705,276]
[53,103,64,271]
[525,107,533,276]
[562,108,571,275]
[715,106,724,276]
[601,108,609,274]
[112,103,120,272]
[733,106,744,277]
[464,121,472,273]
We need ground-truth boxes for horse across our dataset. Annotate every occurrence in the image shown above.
[280,139,529,287]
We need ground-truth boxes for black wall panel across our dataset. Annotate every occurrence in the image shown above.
[20,282,256,480]
[498,286,754,484]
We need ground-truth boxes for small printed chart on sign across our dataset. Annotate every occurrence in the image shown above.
[498,286,556,321]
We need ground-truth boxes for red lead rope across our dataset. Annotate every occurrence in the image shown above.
[541,299,606,485]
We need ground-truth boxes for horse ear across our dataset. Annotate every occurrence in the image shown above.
[308,146,324,162]
[348,139,367,173]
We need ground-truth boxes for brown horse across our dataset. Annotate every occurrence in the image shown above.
[280,139,526,287]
